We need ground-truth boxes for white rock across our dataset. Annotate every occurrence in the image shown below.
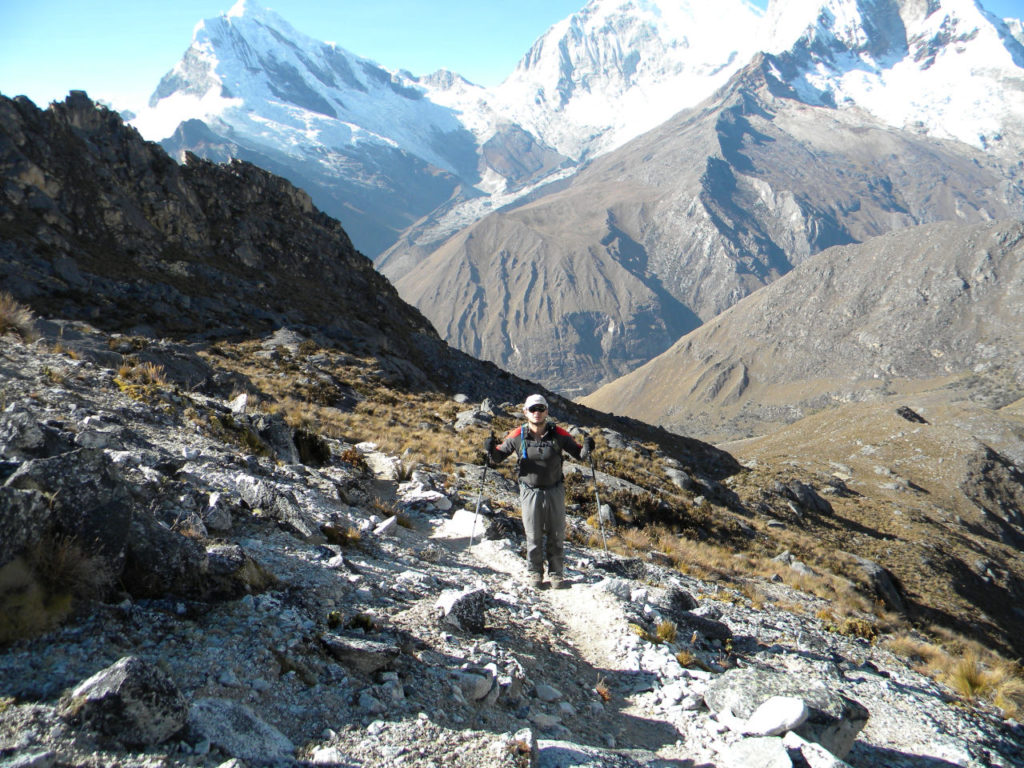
[373,516,398,536]
[228,393,248,414]
[311,747,348,765]
[724,736,792,768]
[681,694,704,711]
[454,671,494,701]
[745,696,809,737]
[593,577,632,600]
[630,587,649,603]
[716,706,748,733]
[432,508,485,539]
[660,681,688,705]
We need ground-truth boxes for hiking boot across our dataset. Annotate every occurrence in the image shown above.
[549,573,568,590]
[529,572,545,589]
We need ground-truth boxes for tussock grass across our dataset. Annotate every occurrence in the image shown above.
[0,535,112,644]
[0,292,37,341]
[655,620,678,644]
[114,357,171,403]
[884,632,1024,718]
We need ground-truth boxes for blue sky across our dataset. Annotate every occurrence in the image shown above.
[0,0,1019,113]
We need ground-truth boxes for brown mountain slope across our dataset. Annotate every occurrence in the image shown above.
[389,55,1024,395]
[721,392,1024,659]
[582,219,1024,442]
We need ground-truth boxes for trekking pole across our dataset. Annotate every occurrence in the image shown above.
[589,455,608,552]
[469,461,488,548]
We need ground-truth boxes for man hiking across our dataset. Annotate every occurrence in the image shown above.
[484,394,595,589]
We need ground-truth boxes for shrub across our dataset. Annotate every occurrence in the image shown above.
[340,447,369,472]
[944,652,995,701]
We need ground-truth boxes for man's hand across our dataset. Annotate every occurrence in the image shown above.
[484,436,497,454]
[582,435,595,458]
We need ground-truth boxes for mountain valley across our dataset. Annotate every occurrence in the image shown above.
[123,0,1024,397]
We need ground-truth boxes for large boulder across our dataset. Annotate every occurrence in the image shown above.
[704,667,868,759]
[4,449,133,569]
[57,656,188,747]
[849,554,905,614]
[120,513,208,598]
[236,476,318,540]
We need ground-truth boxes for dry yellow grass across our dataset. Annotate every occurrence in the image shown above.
[655,620,678,644]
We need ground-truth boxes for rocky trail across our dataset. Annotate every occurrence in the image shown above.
[1,327,1024,768]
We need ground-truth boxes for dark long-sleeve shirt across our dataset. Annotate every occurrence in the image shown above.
[488,423,586,488]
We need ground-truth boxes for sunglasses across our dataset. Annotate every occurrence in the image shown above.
[528,405,547,413]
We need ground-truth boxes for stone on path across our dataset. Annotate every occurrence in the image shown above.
[187,698,294,765]
[435,586,490,632]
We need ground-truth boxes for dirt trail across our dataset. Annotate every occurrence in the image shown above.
[458,539,687,757]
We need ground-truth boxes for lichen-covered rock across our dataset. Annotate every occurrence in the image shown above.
[436,587,490,633]
[120,513,208,598]
[58,656,187,747]
[0,487,49,567]
[321,633,400,675]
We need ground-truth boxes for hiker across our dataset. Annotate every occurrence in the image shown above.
[484,394,595,589]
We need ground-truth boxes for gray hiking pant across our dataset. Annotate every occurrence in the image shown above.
[520,484,566,576]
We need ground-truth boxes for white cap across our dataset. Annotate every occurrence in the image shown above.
[524,394,548,410]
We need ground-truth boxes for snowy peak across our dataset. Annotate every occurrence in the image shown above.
[494,0,764,159]
[759,0,1024,149]
[134,0,485,181]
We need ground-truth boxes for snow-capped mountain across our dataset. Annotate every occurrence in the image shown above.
[134,0,480,180]
[131,0,777,256]
[1009,17,1024,46]
[490,0,763,160]
[134,0,1024,266]
[380,0,1024,394]
[761,0,1024,152]
[131,0,505,254]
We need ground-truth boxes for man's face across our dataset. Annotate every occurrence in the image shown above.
[525,403,547,427]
